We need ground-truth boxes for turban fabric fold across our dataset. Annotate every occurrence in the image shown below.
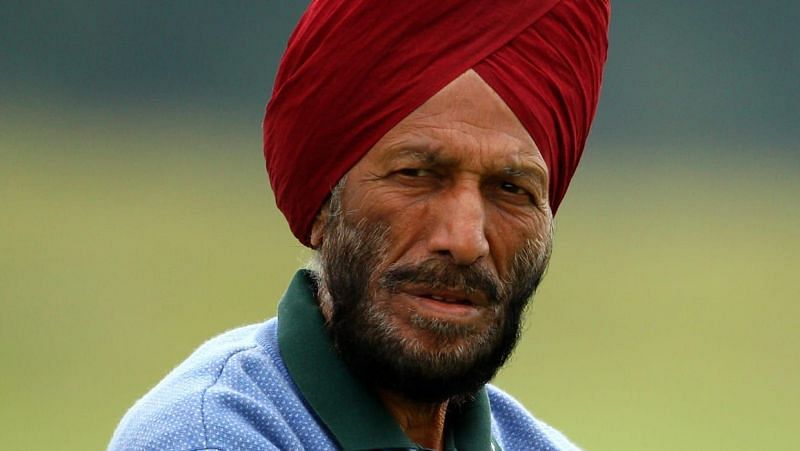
[263,0,610,246]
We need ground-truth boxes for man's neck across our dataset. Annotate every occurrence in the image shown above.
[376,389,448,451]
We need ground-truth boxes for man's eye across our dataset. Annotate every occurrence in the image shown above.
[397,168,430,177]
[500,182,527,195]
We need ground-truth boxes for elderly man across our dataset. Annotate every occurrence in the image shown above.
[110,0,609,450]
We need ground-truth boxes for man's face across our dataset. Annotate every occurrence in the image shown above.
[314,69,553,402]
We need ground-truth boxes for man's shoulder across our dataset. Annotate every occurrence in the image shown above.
[486,384,580,451]
[109,319,316,451]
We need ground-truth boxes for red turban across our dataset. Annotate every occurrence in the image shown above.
[263,0,610,246]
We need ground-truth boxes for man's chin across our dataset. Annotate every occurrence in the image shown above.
[361,349,502,404]
[330,315,507,403]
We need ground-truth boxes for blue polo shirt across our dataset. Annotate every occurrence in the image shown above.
[109,270,577,450]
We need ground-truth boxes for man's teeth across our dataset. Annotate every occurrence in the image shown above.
[430,295,445,301]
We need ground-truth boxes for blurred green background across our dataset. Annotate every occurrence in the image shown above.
[1,1,798,450]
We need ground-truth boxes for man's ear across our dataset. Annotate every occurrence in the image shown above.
[309,203,330,249]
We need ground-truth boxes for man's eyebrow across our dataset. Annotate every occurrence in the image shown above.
[386,146,546,180]
[390,147,458,167]
[501,164,547,183]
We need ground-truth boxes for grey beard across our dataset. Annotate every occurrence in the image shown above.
[313,205,552,403]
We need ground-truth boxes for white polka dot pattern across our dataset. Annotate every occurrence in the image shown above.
[109,319,578,450]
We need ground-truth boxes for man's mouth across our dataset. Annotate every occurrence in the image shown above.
[427,294,471,305]
[411,287,488,306]
[400,288,487,320]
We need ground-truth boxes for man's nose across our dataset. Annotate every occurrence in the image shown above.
[426,186,490,266]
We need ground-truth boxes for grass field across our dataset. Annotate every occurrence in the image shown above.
[1,105,798,450]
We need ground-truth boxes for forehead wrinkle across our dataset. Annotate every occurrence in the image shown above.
[407,120,531,151]
[411,127,526,158]
[377,119,544,174]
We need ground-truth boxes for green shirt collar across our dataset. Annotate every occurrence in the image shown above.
[277,269,496,451]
